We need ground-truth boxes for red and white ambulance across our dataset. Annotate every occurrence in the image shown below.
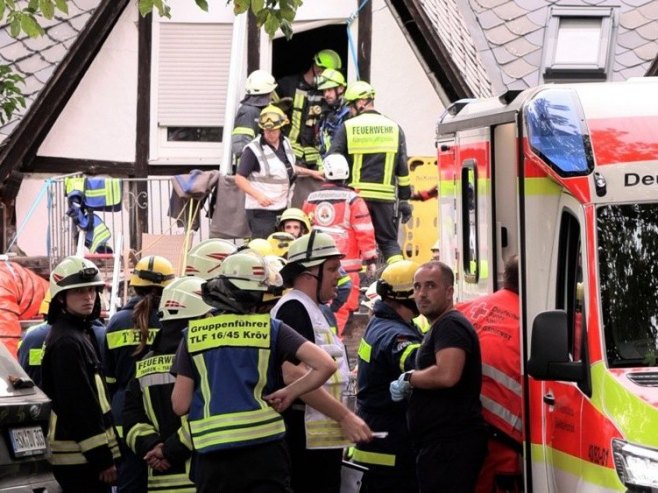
[435,78,658,492]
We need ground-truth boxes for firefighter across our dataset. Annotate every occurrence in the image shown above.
[271,231,373,493]
[171,252,337,493]
[277,207,312,238]
[317,69,349,157]
[18,290,105,388]
[235,105,323,239]
[123,277,213,493]
[303,153,379,336]
[231,70,278,166]
[354,260,423,492]
[103,255,175,493]
[277,49,342,171]
[184,239,237,280]
[41,256,120,492]
[458,255,523,493]
[328,80,412,264]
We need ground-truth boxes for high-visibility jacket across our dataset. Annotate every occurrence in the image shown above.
[272,289,352,449]
[328,110,411,202]
[354,300,422,472]
[276,74,322,167]
[243,137,295,211]
[124,319,194,492]
[18,319,105,388]
[457,289,523,444]
[41,313,120,471]
[185,313,287,453]
[231,97,268,159]
[303,183,378,273]
[103,296,161,437]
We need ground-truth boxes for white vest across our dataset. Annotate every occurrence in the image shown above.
[272,289,352,449]
[244,137,295,211]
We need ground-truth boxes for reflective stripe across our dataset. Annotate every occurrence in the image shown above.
[189,408,285,449]
[135,354,175,378]
[386,254,404,264]
[95,374,111,414]
[126,423,154,451]
[482,363,522,396]
[232,126,256,137]
[149,470,195,492]
[398,343,420,372]
[29,347,43,366]
[139,372,176,389]
[481,394,522,433]
[288,90,306,144]
[337,274,351,287]
[353,448,396,467]
[178,416,193,450]
[193,354,212,419]
[105,376,117,384]
[306,419,351,448]
[358,339,372,363]
[106,328,159,349]
[115,425,123,438]
[187,314,271,352]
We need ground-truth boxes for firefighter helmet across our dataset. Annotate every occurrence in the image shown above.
[50,256,105,299]
[245,69,277,95]
[130,255,175,288]
[38,290,52,316]
[185,239,237,280]
[361,281,380,310]
[247,238,274,257]
[323,154,350,181]
[267,232,296,258]
[278,208,311,234]
[376,260,419,301]
[258,105,289,130]
[219,252,282,292]
[344,80,376,102]
[159,276,212,321]
[313,49,342,70]
[284,231,344,270]
[317,69,346,90]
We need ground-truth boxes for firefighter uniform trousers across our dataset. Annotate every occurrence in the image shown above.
[185,313,290,492]
[303,184,378,335]
[354,301,423,493]
[272,290,353,493]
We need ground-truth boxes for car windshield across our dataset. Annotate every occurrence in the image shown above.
[598,203,658,368]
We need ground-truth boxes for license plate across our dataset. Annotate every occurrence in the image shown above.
[9,426,47,457]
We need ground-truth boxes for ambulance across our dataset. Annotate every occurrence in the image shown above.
[435,78,658,492]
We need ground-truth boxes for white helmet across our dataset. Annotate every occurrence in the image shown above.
[159,277,212,321]
[323,154,350,181]
[185,239,237,280]
[361,281,380,310]
[245,70,277,95]
[220,252,283,292]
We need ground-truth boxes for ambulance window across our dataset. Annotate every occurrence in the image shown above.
[525,89,594,176]
[598,203,658,368]
[461,161,479,283]
[555,210,584,361]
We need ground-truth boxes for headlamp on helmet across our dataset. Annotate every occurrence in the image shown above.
[130,255,175,288]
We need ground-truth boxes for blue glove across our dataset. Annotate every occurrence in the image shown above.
[389,373,412,402]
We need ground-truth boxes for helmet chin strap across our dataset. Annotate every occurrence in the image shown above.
[315,263,329,305]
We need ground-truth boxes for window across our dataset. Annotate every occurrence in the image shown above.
[152,22,232,162]
[461,160,479,283]
[543,7,614,81]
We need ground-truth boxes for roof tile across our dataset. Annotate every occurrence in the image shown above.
[1,41,32,63]
[638,1,658,20]
[506,16,540,36]
[502,57,536,78]
[619,9,651,29]
[493,2,528,20]
[476,0,508,8]
[476,10,505,29]
[41,43,68,64]
[47,22,78,43]
[0,30,15,49]
[506,36,539,56]
[485,24,517,45]
[620,0,652,7]
[493,46,518,64]
[615,48,645,67]
[526,6,549,27]
[636,22,658,41]
[16,54,50,75]
[22,34,53,52]
[617,30,650,50]
[634,41,658,60]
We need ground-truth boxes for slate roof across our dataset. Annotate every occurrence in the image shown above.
[0,0,102,138]
[418,0,658,95]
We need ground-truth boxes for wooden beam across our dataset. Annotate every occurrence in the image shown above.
[247,11,260,74]
[29,156,135,176]
[357,0,372,82]
[0,0,131,202]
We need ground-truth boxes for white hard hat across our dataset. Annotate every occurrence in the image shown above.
[245,70,277,95]
[361,281,380,310]
[323,154,350,181]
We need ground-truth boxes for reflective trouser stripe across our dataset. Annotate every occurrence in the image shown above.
[148,469,195,492]
[353,448,397,467]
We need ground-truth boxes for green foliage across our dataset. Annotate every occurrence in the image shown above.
[0,65,25,124]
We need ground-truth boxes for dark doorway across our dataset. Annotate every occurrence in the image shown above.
[271,24,348,81]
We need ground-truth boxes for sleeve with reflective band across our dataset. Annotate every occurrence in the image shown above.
[185,314,286,453]
[345,113,401,201]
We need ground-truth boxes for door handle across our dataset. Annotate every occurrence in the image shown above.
[543,393,555,406]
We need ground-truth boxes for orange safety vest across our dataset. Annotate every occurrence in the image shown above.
[457,289,523,443]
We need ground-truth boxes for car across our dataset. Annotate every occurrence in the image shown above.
[0,342,60,492]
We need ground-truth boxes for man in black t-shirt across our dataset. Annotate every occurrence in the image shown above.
[390,261,487,492]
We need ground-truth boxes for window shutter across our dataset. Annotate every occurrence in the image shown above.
[158,23,232,127]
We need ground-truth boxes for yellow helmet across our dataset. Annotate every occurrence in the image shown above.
[313,49,342,70]
[258,105,289,130]
[376,260,420,301]
[278,208,311,234]
[185,239,237,280]
[50,256,105,299]
[38,290,52,316]
[317,68,346,90]
[159,276,212,321]
[130,255,175,288]
[267,232,296,257]
[247,238,274,257]
[344,80,376,102]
